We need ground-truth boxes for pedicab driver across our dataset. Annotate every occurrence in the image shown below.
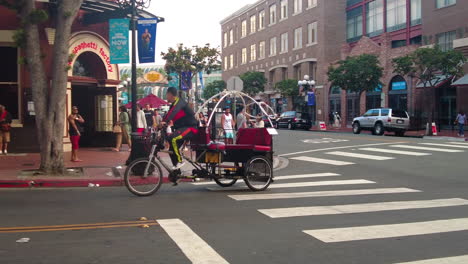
[162,87,199,173]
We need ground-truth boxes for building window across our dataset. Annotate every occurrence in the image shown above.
[437,30,457,51]
[230,54,234,69]
[259,41,266,59]
[294,27,303,49]
[307,22,318,45]
[269,4,277,25]
[250,15,256,34]
[347,7,363,42]
[270,37,277,56]
[387,0,407,32]
[0,46,19,119]
[436,0,456,9]
[242,48,247,64]
[391,39,407,48]
[347,0,361,7]
[229,29,234,45]
[280,32,288,53]
[411,0,422,26]
[241,20,247,38]
[366,0,384,37]
[307,0,317,9]
[294,0,302,14]
[224,56,228,70]
[250,44,257,62]
[280,0,288,20]
[223,32,227,48]
[259,10,265,30]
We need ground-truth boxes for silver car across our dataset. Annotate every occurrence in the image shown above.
[352,108,410,136]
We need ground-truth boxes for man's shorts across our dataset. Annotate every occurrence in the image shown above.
[70,135,80,150]
[225,130,234,139]
[0,131,10,144]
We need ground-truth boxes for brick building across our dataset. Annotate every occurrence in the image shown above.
[220,0,346,123]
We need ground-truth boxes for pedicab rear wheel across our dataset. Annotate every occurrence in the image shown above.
[244,156,273,191]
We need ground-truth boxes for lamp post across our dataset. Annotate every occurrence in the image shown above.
[298,75,316,121]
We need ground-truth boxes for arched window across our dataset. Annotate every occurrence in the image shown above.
[389,75,407,111]
[72,52,107,80]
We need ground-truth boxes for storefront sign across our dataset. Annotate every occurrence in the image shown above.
[137,18,157,63]
[70,41,113,73]
[392,81,407,91]
[144,71,164,83]
[109,18,130,64]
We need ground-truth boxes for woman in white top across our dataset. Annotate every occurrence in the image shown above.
[221,107,235,144]
[255,114,265,128]
[136,104,147,133]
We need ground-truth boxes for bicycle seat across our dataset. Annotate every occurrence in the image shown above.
[207,141,226,151]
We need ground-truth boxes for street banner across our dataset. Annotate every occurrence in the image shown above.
[168,73,179,88]
[181,72,192,90]
[198,72,205,90]
[109,18,129,64]
[137,18,157,63]
[307,91,315,106]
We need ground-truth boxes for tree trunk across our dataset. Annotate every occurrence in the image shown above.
[20,0,83,174]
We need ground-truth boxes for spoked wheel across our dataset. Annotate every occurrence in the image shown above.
[214,178,238,187]
[244,156,273,191]
[124,158,163,196]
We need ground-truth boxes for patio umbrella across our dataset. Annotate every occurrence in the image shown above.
[125,94,168,108]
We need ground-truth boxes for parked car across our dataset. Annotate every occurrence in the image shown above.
[277,111,312,130]
[262,115,278,128]
[352,108,410,136]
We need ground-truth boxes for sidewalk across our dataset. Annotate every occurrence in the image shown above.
[0,147,282,188]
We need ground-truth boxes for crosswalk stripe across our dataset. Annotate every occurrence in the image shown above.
[259,198,468,218]
[303,217,468,243]
[191,173,342,185]
[390,145,464,153]
[291,156,355,166]
[158,219,229,264]
[326,151,395,160]
[208,180,375,191]
[447,142,468,145]
[394,255,468,264]
[228,188,421,201]
[419,143,468,149]
[358,148,431,156]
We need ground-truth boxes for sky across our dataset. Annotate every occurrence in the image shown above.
[145,0,256,65]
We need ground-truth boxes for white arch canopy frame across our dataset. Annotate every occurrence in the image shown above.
[196,90,276,128]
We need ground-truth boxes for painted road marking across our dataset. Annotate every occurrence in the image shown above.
[303,217,468,243]
[448,142,468,145]
[291,156,355,166]
[0,220,158,233]
[359,148,431,156]
[259,198,468,218]
[158,219,229,264]
[279,142,407,157]
[390,145,464,153]
[192,173,341,185]
[419,143,468,149]
[326,151,395,161]
[394,255,468,264]
[228,188,421,201]
[208,179,375,191]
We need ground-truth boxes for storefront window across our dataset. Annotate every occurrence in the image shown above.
[389,76,407,111]
[0,46,19,119]
[366,84,383,110]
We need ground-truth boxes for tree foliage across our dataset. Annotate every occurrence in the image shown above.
[392,46,466,87]
[327,54,384,95]
[202,80,226,100]
[239,71,267,95]
[275,79,299,97]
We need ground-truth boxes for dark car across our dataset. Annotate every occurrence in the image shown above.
[262,115,278,128]
[277,111,312,130]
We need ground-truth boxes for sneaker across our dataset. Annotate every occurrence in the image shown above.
[172,162,186,170]
[3,150,7,155]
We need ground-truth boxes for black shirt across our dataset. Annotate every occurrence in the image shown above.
[143,109,155,127]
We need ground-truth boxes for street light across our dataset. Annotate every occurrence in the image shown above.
[298,75,316,122]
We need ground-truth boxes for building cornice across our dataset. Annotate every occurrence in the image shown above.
[220,0,267,25]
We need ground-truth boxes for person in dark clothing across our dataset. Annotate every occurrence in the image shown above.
[162,87,198,174]
[143,104,156,128]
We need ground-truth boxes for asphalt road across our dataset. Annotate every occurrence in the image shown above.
[1,130,468,264]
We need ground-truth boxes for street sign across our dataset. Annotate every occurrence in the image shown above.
[227,76,243,92]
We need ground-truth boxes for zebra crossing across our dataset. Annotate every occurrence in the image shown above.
[197,169,468,263]
[289,142,466,166]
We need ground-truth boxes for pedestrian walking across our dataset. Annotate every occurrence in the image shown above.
[334,112,341,128]
[136,104,147,133]
[0,104,12,155]
[221,107,235,144]
[113,106,132,152]
[68,106,85,162]
[455,111,466,137]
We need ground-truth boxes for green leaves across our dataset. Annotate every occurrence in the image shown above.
[327,54,383,94]
[240,71,267,96]
[202,80,226,99]
[275,79,299,97]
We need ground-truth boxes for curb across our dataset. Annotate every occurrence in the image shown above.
[0,156,285,189]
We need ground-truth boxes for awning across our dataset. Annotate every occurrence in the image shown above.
[453,74,468,86]
[416,75,451,88]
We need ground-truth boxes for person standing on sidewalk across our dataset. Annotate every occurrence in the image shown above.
[455,111,466,137]
[114,106,132,152]
[136,104,147,133]
[154,109,163,127]
[0,104,12,155]
[143,104,156,129]
[68,106,85,162]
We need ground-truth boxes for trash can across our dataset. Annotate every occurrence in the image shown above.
[125,132,151,166]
